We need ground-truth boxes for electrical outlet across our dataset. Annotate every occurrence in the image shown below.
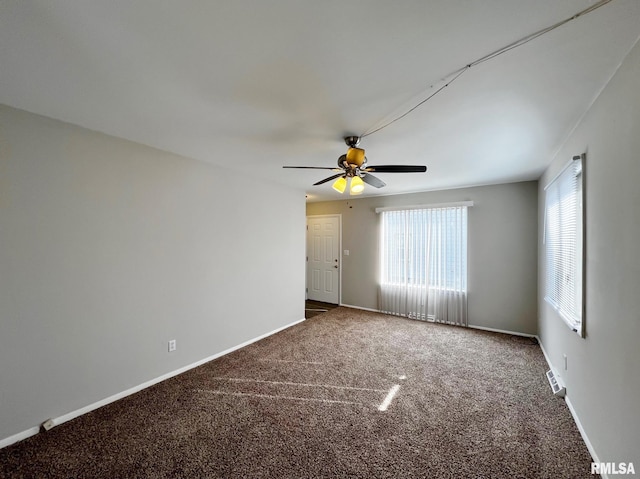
[563,354,568,371]
[168,340,176,352]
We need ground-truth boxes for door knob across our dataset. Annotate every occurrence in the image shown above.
[334,265,338,268]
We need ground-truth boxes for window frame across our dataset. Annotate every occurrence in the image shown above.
[543,154,586,337]
[378,203,470,293]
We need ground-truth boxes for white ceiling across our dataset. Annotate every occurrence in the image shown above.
[1,1,639,202]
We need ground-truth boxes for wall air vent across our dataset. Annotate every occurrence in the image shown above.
[546,370,566,397]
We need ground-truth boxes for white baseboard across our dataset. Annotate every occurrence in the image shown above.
[467,324,536,338]
[537,337,601,469]
[0,427,40,450]
[0,317,306,450]
[537,337,567,395]
[339,306,537,340]
[536,336,555,375]
[564,396,601,468]
[339,303,380,313]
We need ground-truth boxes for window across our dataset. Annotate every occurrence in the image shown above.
[377,203,470,326]
[544,155,584,336]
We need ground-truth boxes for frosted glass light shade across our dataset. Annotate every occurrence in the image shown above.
[332,176,347,193]
[350,176,364,195]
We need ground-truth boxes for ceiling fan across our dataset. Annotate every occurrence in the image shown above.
[283,136,427,195]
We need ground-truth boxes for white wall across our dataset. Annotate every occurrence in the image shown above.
[0,104,305,442]
[538,39,640,466]
[307,181,538,335]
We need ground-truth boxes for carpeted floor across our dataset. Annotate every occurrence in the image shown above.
[0,307,596,478]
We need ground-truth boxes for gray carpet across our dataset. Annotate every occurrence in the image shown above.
[0,307,596,478]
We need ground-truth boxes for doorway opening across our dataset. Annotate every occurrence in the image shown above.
[304,300,339,319]
[306,214,341,306]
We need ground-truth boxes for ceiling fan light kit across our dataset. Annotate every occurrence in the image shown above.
[332,176,347,194]
[284,136,427,195]
[332,173,365,196]
[350,176,364,195]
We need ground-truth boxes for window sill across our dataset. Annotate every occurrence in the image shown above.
[544,296,584,338]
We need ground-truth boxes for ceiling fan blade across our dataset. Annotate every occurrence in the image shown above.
[283,166,340,170]
[361,173,386,188]
[313,173,344,186]
[365,165,427,173]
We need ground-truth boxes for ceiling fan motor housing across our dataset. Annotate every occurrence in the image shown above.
[346,147,366,167]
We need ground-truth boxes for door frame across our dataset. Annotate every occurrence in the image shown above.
[306,214,342,305]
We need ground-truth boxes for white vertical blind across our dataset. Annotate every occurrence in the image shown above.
[544,156,583,335]
[379,206,468,326]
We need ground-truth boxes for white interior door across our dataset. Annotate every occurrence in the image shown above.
[307,215,340,304]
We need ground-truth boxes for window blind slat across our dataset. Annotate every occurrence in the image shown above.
[379,206,468,326]
[544,157,583,334]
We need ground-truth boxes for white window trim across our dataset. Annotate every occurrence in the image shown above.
[375,201,474,214]
[544,153,586,338]
[378,205,469,326]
